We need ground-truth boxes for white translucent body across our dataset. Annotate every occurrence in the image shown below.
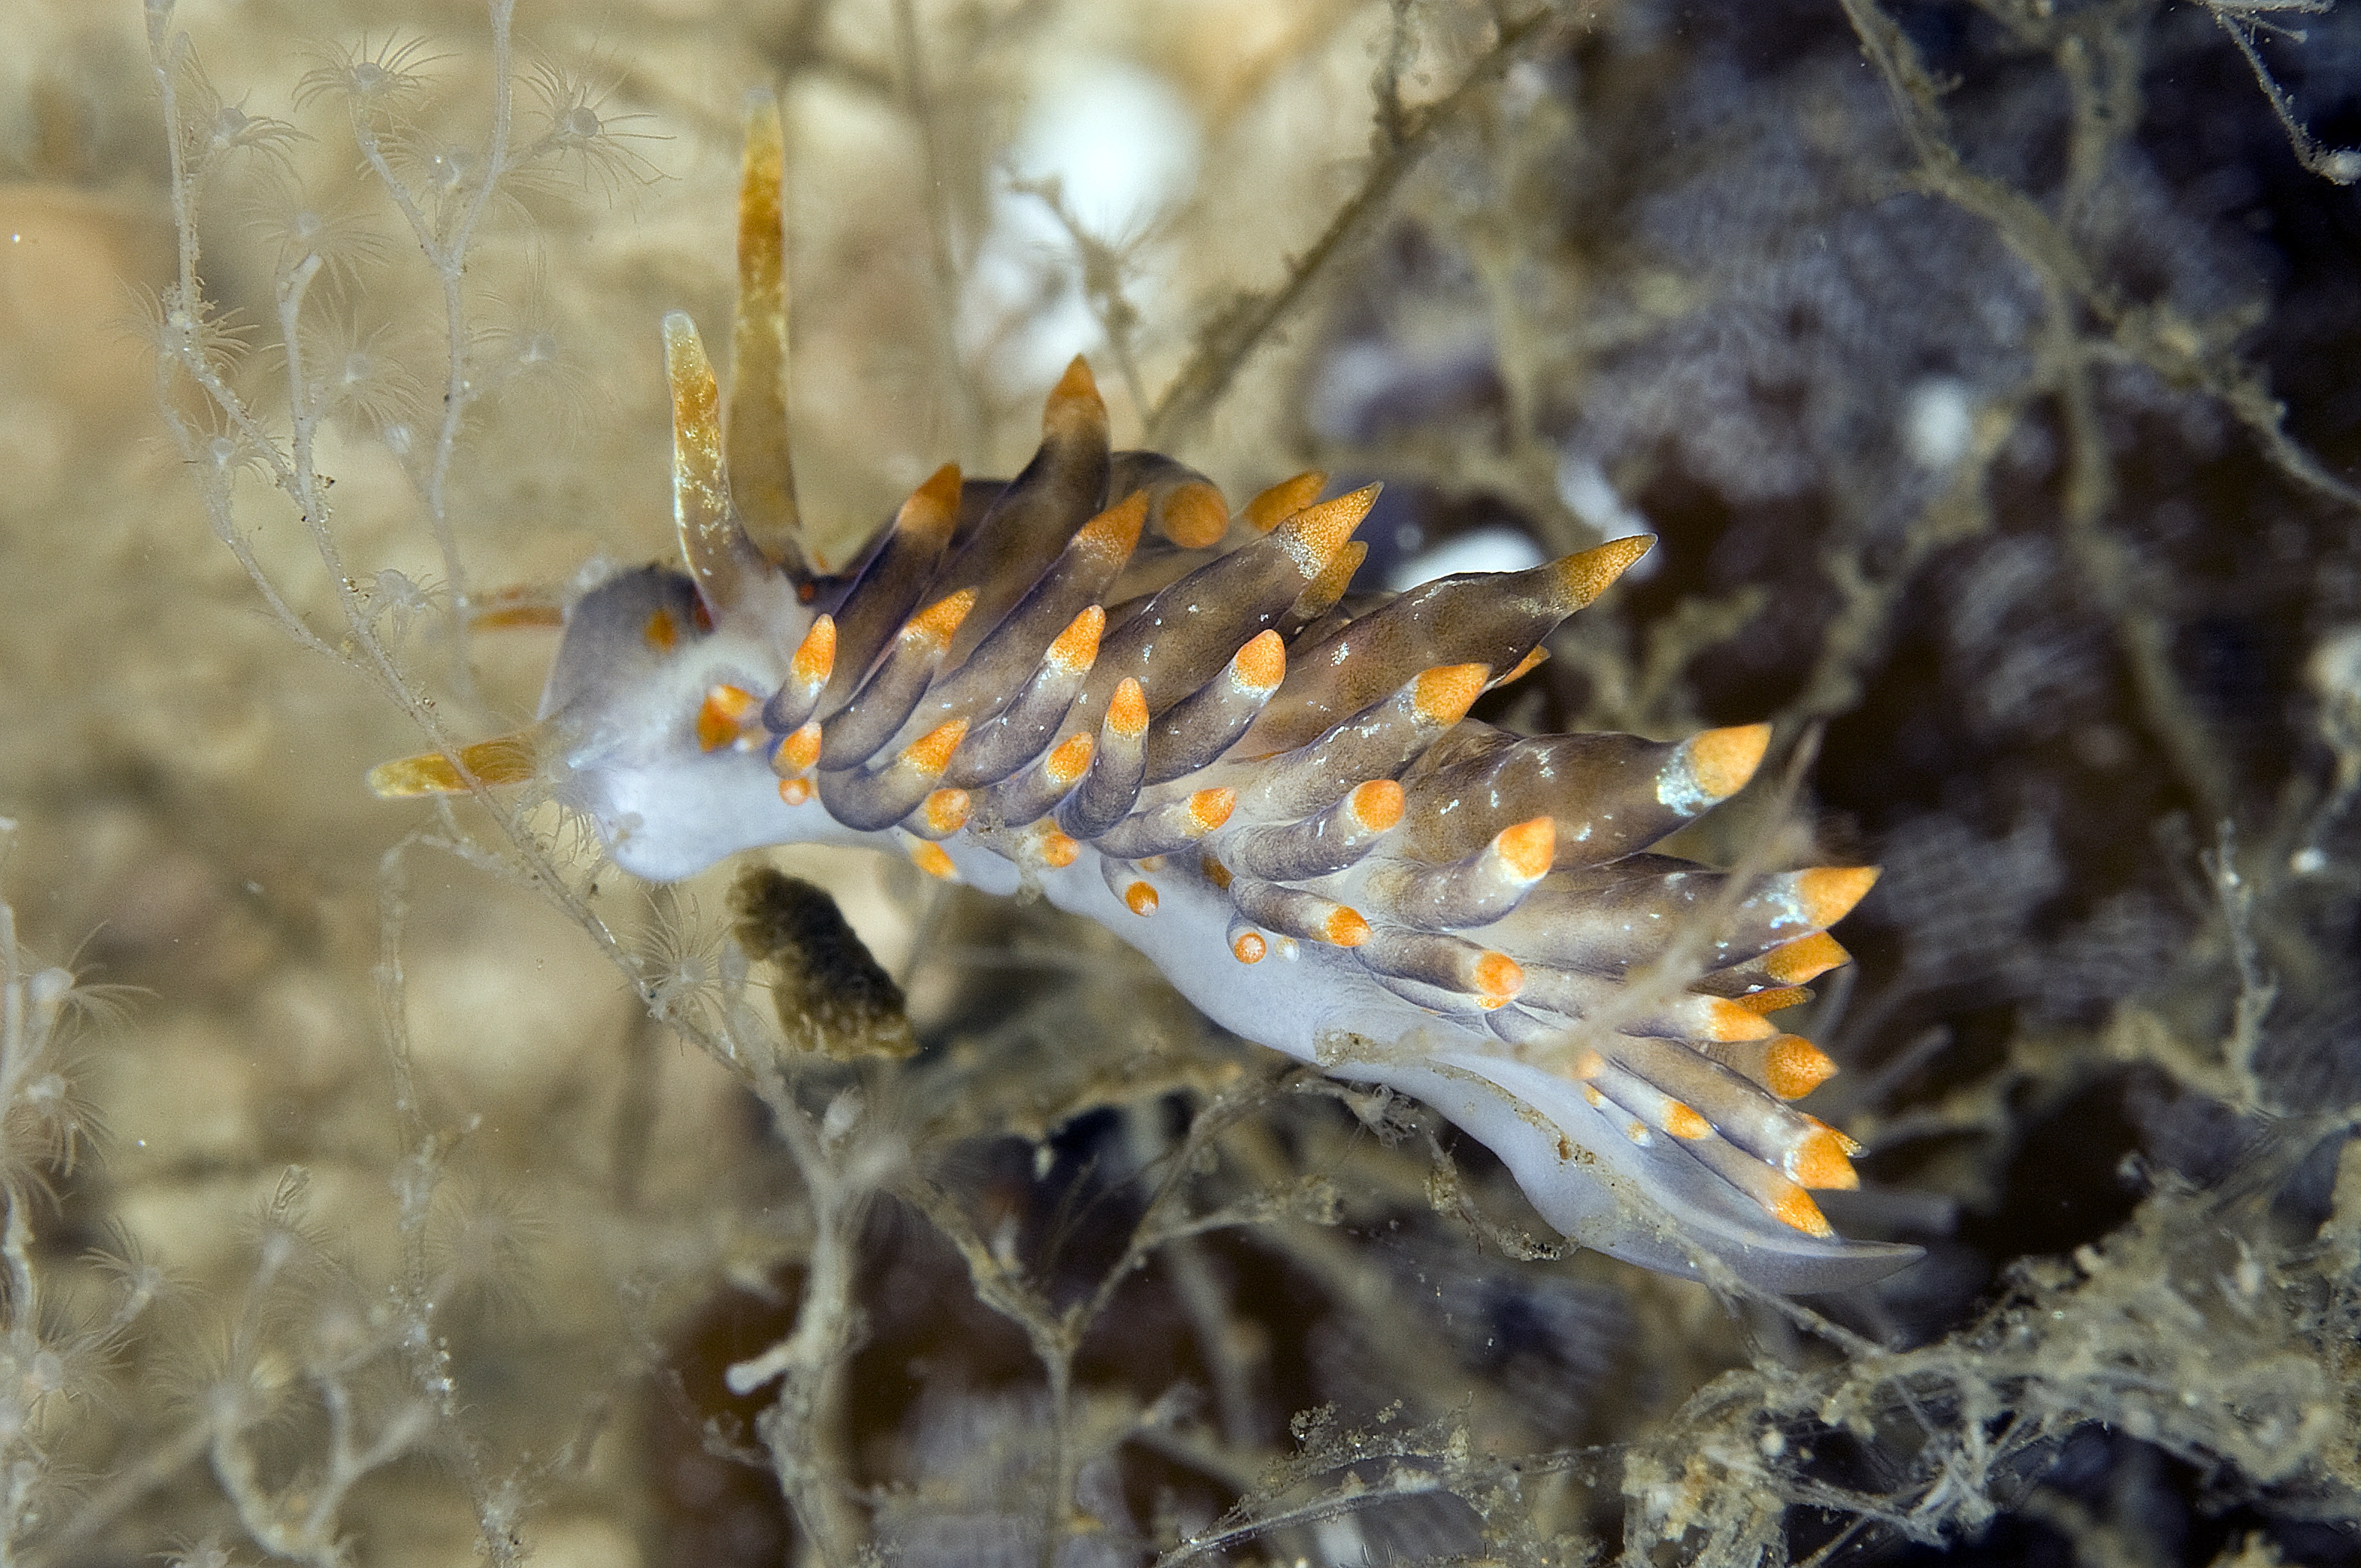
[551,577,1919,1294]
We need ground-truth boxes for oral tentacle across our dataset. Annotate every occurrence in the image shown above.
[724,88,812,579]
[664,313,776,621]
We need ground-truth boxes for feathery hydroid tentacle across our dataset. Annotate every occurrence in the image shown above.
[724,88,808,576]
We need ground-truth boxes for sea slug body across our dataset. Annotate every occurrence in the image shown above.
[373,93,1915,1292]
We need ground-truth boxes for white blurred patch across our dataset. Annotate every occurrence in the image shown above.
[1012,65,1198,237]
[1385,526,1547,590]
[959,61,1201,392]
[1904,376,1976,470]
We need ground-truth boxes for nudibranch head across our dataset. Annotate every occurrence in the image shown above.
[373,90,1914,1293]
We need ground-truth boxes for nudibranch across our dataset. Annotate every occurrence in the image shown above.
[373,93,1916,1292]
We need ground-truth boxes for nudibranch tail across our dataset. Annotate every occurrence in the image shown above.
[368,95,1917,1294]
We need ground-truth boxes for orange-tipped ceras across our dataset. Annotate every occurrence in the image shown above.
[368,88,1908,1292]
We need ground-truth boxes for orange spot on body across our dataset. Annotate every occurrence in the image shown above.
[1187,788,1237,833]
[1494,816,1555,880]
[1051,606,1106,674]
[1767,1182,1835,1237]
[1201,856,1231,890]
[772,722,822,775]
[1663,1101,1712,1140]
[1322,906,1371,948]
[1472,951,1523,1000]
[1078,491,1150,565]
[1791,1126,1859,1189]
[690,597,716,634]
[1124,881,1158,916]
[1160,479,1229,548]
[1492,646,1549,688]
[921,788,971,835]
[1734,985,1812,1015]
[1038,829,1080,869]
[1762,1036,1839,1099]
[470,603,565,630]
[901,718,968,777]
[697,685,761,750]
[1581,1084,1608,1109]
[1349,780,1405,832]
[1241,470,1327,534]
[1570,1049,1605,1080]
[1045,357,1105,441]
[1232,930,1266,964]
[643,608,679,652]
[1107,678,1148,740]
[1702,998,1779,1042]
[1047,732,1095,785]
[1411,664,1490,725]
[908,587,977,647]
[1764,932,1850,986]
[778,777,812,806]
[1552,535,1654,610]
[1233,630,1287,693]
[1687,723,1772,801]
[1796,866,1880,928]
[909,841,958,880]
[1274,484,1379,578]
[791,615,836,686]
